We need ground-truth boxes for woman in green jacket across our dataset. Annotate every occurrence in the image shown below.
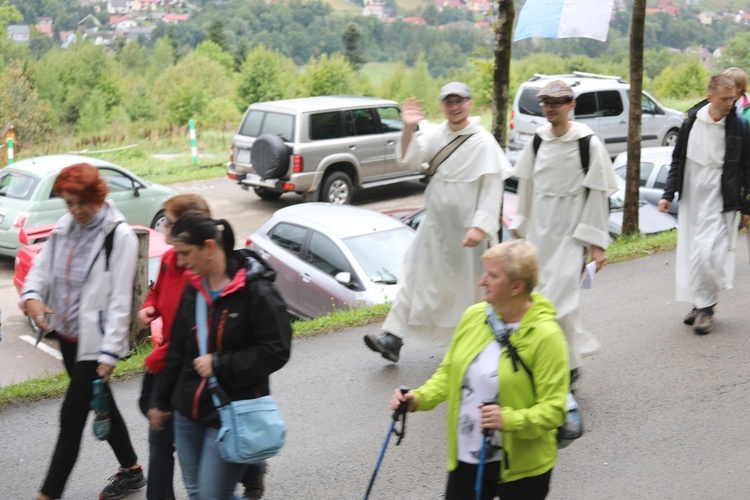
[390,239,569,499]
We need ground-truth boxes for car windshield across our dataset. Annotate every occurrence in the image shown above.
[343,227,414,284]
[0,171,40,200]
[610,175,644,210]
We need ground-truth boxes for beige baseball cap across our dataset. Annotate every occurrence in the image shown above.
[536,80,574,100]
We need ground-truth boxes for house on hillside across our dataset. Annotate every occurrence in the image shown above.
[685,46,713,66]
[78,14,102,31]
[35,17,54,38]
[163,13,190,23]
[698,12,713,25]
[362,3,385,18]
[124,26,156,40]
[107,0,131,14]
[736,10,750,25]
[7,25,30,43]
[111,15,138,31]
[467,0,492,13]
[402,15,427,25]
[658,0,679,17]
[133,0,159,11]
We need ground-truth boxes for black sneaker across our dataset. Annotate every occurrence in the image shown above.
[364,332,403,362]
[99,466,146,500]
[243,462,267,499]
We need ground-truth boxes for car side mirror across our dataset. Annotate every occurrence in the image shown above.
[335,271,352,286]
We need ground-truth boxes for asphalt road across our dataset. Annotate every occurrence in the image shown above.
[0,177,428,386]
[2,237,750,498]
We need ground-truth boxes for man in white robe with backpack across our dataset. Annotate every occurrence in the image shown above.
[509,80,618,387]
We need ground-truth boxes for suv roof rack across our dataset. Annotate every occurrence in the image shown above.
[572,71,627,83]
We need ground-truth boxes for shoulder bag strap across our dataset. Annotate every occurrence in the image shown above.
[196,291,225,408]
[427,133,474,176]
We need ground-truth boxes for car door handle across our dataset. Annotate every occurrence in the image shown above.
[620,120,626,124]
[348,145,356,150]
[257,249,270,260]
[387,140,395,145]
[301,273,312,283]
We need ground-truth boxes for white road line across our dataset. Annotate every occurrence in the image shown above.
[19,335,63,361]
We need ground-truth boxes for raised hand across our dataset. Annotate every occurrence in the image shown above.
[401,97,425,128]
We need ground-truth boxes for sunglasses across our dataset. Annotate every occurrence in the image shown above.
[539,99,573,109]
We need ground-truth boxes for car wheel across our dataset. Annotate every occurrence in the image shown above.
[251,134,290,179]
[150,209,167,232]
[662,129,679,147]
[253,187,283,201]
[320,172,353,204]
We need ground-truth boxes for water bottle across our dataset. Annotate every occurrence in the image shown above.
[558,392,583,448]
[90,379,111,441]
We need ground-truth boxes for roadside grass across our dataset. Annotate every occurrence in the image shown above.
[0,232,674,411]
[20,128,234,186]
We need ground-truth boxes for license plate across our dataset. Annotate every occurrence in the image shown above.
[237,149,250,164]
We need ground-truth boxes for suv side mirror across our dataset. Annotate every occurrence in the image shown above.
[335,271,352,286]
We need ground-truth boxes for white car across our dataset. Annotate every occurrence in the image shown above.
[246,203,415,318]
[509,72,683,157]
[612,146,678,216]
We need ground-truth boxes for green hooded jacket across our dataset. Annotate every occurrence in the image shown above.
[412,292,569,483]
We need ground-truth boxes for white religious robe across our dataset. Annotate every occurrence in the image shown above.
[675,104,739,308]
[510,122,618,369]
[383,117,511,346]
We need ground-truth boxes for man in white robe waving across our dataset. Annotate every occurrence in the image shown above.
[509,80,618,384]
[364,82,511,362]
[659,74,750,334]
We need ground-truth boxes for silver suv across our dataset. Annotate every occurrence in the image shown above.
[227,96,425,204]
[509,72,683,157]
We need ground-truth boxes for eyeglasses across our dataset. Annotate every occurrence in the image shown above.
[442,97,470,107]
[539,100,572,109]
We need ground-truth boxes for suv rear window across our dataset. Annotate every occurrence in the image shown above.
[239,110,295,141]
[518,89,544,117]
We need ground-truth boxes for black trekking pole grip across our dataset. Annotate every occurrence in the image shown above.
[482,399,496,437]
[392,386,410,420]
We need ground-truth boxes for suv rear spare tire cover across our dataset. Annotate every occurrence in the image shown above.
[252,134,290,179]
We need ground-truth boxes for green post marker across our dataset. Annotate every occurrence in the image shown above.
[189,119,198,166]
[7,138,13,164]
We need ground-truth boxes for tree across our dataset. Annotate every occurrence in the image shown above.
[719,32,750,71]
[236,45,296,110]
[0,0,22,65]
[0,60,54,147]
[623,0,646,236]
[492,0,514,149]
[207,18,229,52]
[233,38,248,73]
[297,53,356,97]
[195,40,233,74]
[342,22,366,71]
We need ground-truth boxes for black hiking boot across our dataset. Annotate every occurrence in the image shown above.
[364,332,403,362]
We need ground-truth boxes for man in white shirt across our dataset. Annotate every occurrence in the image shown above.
[658,74,750,334]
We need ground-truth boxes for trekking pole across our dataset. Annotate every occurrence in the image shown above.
[364,386,409,500]
[475,400,496,500]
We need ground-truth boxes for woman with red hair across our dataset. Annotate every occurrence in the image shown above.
[22,163,146,500]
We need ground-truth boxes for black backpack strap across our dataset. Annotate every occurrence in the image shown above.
[104,221,124,271]
[579,134,592,175]
[532,133,542,156]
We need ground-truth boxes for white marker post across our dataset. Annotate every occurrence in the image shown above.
[189,119,198,166]
[7,138,13,164]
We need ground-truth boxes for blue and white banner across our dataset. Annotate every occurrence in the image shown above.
[513,0,615,42]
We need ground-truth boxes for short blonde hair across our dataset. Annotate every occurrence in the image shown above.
[482,239,539,293]
[722,67,748,91]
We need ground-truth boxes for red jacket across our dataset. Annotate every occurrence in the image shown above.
[142,249,193,374]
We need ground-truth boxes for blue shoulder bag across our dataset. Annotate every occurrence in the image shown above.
[196,290,286,464]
